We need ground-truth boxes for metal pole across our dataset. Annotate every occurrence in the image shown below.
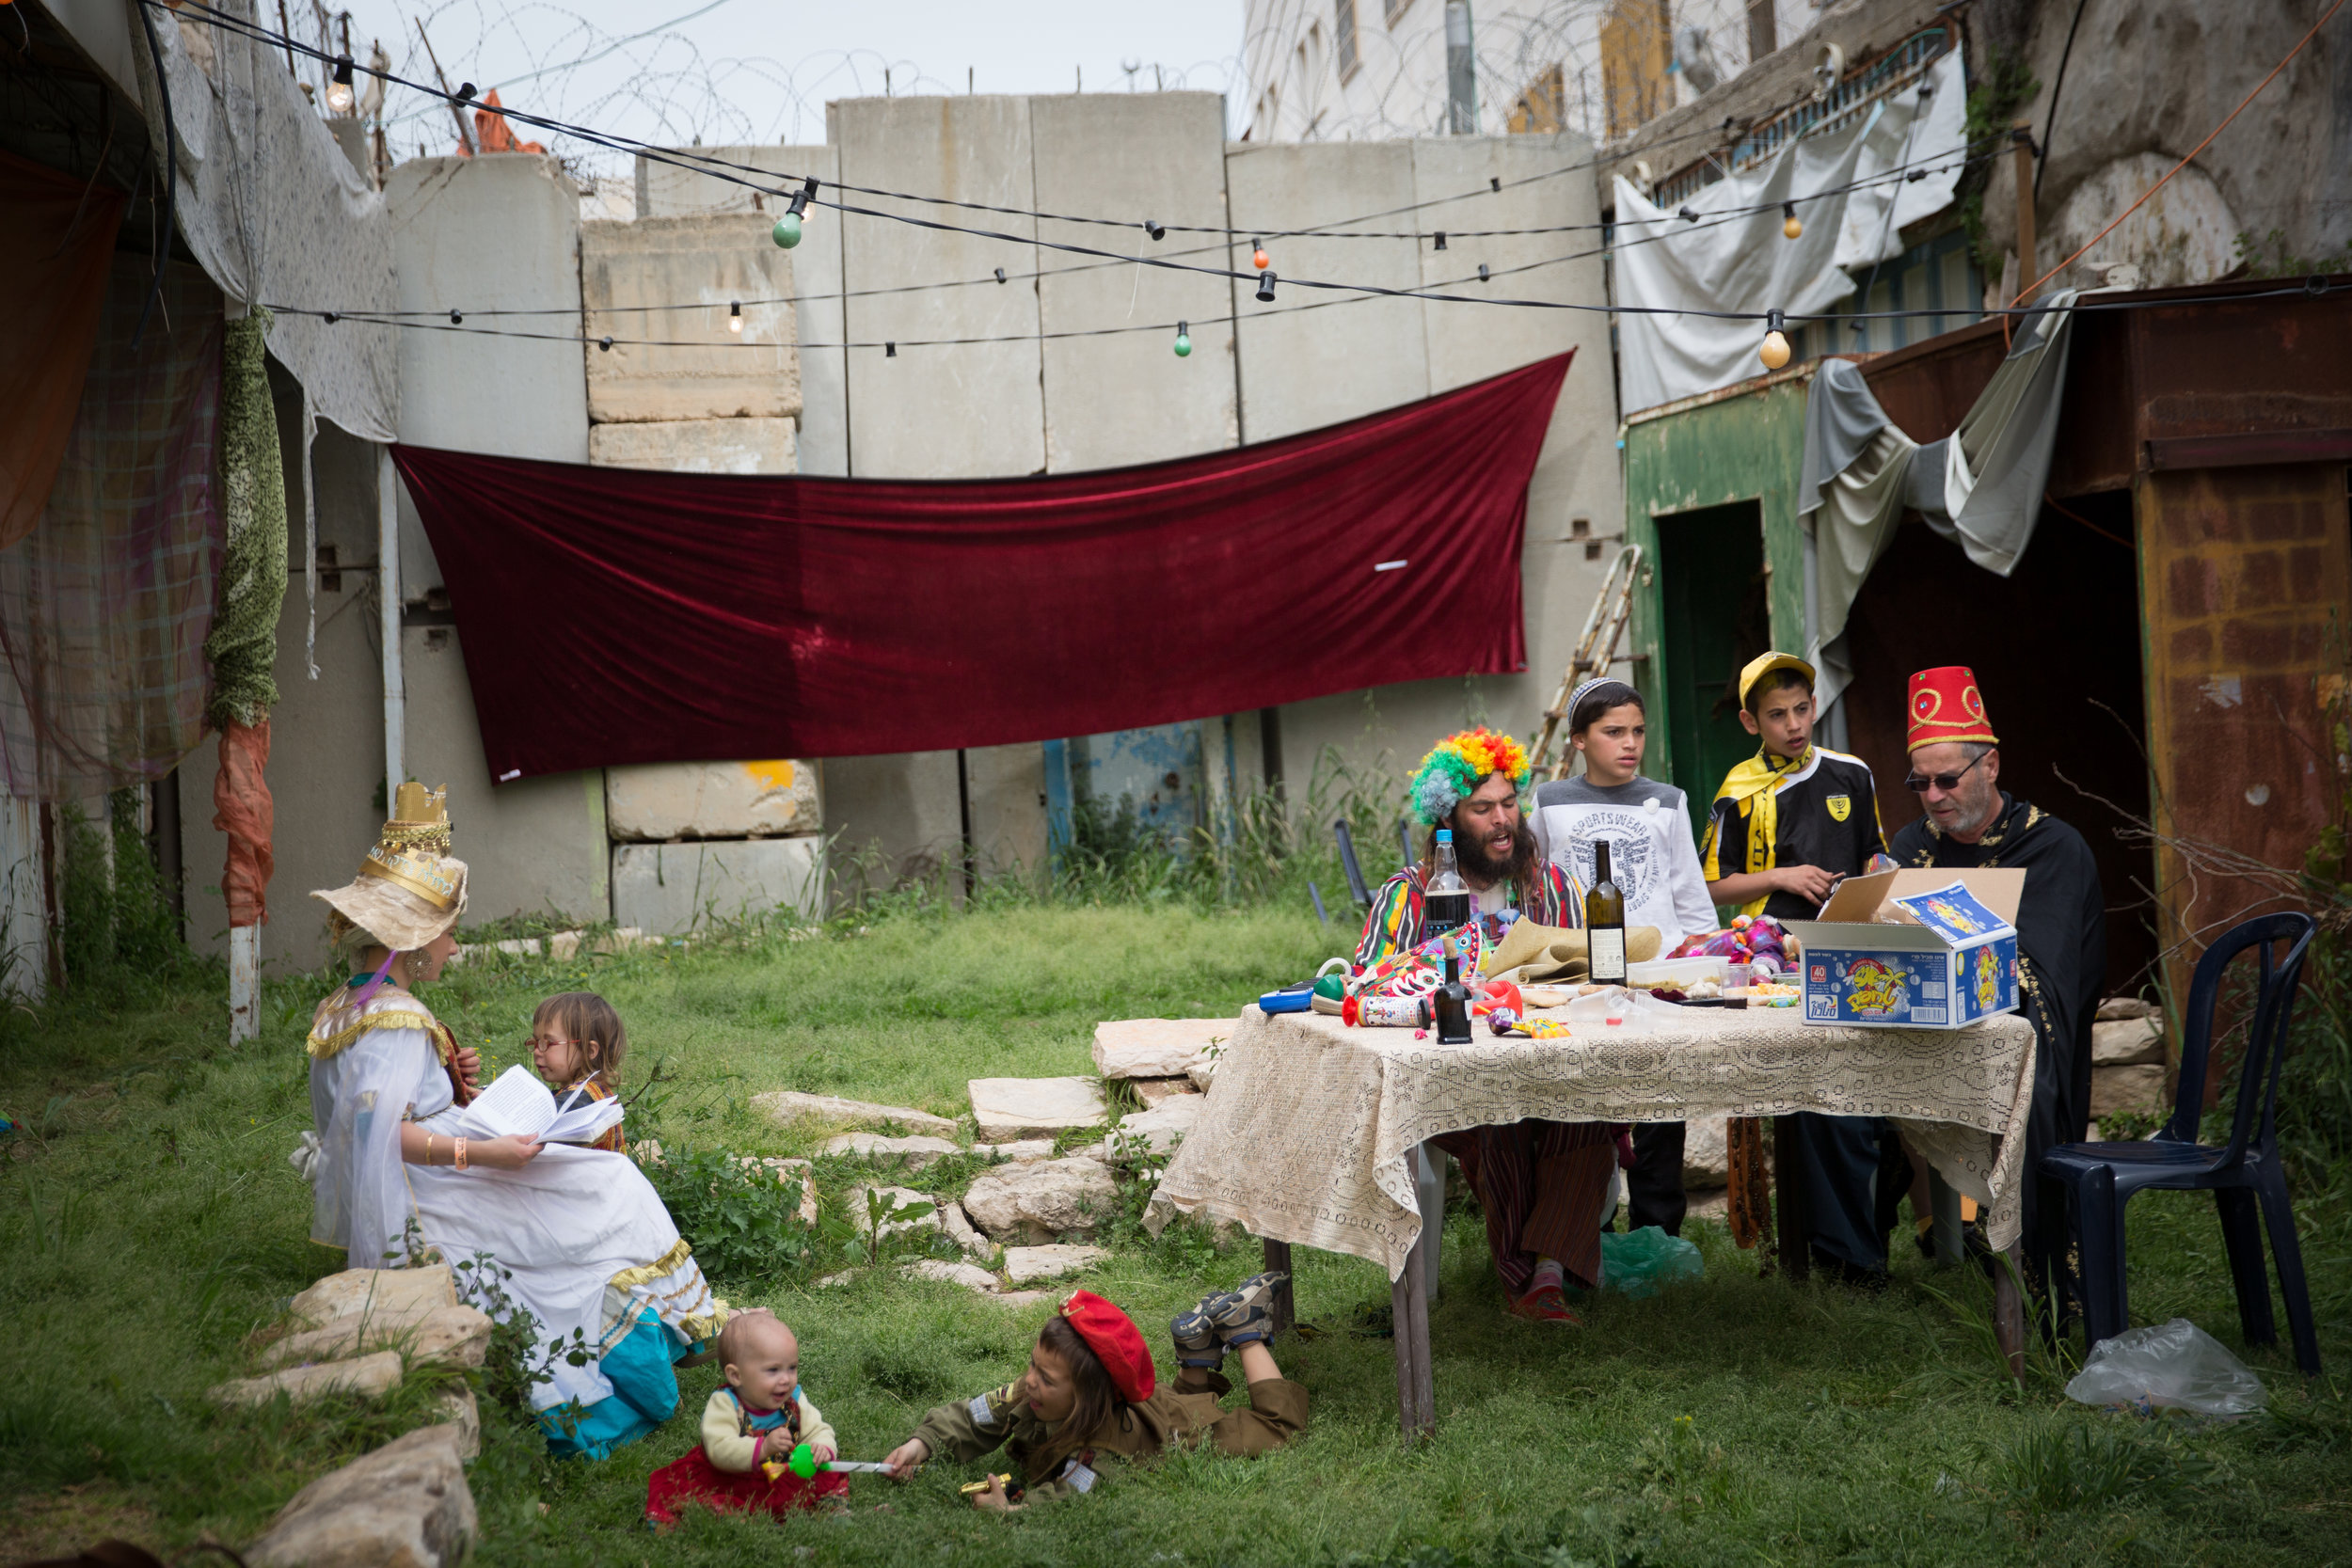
[379,449,404,808]
[2010,120,2038,304]
[1444,2,1477,135]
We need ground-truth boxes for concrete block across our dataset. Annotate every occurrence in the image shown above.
[582,214,798,422]
[752,1091,959,1136]
[607,759,821,841]
[247,1424,475,1568]
[2092,1015,2167,1066]
[968,1076,1106,1142]
[2090,1063,2167,1120]
[588,417,798,475]
[1092,1018,1232,1079]
[610,836,823,933]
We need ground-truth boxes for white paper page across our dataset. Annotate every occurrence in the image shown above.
[466,1065,559,1139]
[542,1093,625,1145]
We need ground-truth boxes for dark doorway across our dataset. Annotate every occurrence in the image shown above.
[1838,495,2156,997]
[1655,501,1772,840]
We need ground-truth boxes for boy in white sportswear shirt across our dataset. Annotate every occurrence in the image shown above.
[1528,677,1719,1234]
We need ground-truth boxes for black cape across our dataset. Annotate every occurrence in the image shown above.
[1888,795,2106,1266]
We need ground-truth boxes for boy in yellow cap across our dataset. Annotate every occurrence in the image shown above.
[1699,654,1893,1285]
[1699,653,1885,922]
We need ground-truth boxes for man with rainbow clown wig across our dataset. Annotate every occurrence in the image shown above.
[1354,728,1616,1325]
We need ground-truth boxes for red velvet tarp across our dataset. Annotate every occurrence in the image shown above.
[392,351,1571,781]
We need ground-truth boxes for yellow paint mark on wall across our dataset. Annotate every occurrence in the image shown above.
[743,760,797,792]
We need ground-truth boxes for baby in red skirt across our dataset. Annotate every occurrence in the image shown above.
[646,1309,848,1524]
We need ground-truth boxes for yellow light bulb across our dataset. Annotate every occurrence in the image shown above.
[1783,214,1803,240]
[1759,330,1790,371]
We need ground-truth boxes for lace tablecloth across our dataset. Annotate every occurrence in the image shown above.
[1152,1003,2039,1279]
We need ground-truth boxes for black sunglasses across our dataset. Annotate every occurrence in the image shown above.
[1904,748,1993,793]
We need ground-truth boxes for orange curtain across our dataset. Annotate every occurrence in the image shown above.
[213,719,275,927]
[469,89,547,155]
[0,150,128,549]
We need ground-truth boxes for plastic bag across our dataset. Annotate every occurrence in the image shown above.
[2063,1318,2267,1418]
[1599,1225,1705,1299]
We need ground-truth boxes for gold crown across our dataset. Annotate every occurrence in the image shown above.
[358,784,459,909]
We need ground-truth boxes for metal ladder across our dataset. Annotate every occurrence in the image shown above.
[1525,544,1645,783]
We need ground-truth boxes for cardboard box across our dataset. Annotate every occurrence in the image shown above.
[1784,869,2026,1030]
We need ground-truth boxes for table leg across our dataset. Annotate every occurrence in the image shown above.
[1263,1238,1295,1336]
[1774,1115,1810,1282]
[1928,1167,1963,1265]
[1993,1243,2026,1386]
[1392,1225,1435,1444]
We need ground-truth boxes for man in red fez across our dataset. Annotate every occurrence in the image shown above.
[1885,667,2106,1291]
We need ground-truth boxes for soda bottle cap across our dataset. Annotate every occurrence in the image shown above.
[1436,829,1453,843]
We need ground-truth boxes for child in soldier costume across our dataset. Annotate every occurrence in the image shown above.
[883,1275,1307,1509]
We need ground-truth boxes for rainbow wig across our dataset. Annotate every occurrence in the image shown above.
[1407,727,1532,825]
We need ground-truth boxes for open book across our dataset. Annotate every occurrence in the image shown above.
[464,1065,626,1146]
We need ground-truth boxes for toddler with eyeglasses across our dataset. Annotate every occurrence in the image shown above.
[528,990,629,1153]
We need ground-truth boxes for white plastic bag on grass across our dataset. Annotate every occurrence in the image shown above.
[2064,1318,2266,1418]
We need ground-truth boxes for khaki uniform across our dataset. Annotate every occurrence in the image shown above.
[910,1370,1309,1500]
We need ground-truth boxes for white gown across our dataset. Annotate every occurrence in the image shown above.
[307,988,723,1414]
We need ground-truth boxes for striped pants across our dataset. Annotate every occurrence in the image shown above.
[1430,1119,1619,1295]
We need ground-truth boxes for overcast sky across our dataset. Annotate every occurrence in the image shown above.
[316,0,1248,171]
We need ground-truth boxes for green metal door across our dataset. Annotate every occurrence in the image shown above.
[1654,501,1772,841]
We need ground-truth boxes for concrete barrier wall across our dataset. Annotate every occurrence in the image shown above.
[382,153,609,936]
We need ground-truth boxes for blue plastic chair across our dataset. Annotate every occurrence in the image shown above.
[2038,911,2319,1373]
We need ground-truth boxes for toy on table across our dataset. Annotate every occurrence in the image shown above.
[1666,914,1789,978]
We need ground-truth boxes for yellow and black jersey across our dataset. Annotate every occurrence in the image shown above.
[1700,747,1885,922]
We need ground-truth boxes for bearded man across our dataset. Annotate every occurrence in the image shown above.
[1886,666,2106,1290]
[1354,729,1610,1324]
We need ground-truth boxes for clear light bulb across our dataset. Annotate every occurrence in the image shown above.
[729,302,743,334]
[326,80,356,115]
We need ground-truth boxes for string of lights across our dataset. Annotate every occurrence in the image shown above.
[160,0,1957,259]
[271,277,2338,358]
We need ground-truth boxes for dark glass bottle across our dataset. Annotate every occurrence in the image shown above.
[1586,839,1628,985]
[1423,827,1470,940]
[1434,932,1473,1043]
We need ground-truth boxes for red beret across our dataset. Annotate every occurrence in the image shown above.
[1058,1291,1154,1404]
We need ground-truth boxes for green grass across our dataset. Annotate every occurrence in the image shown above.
[5,902,2351,1565]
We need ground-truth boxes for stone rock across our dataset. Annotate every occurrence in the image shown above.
[816,1271,857,1289]
[546,930,583,961]
[939,1200,1001,1263]
[753,1090,959,1137]
[1105,1096,1202,1160]
[261,1305,494,1371]
[2090,1063,2167,1120]
[961,1156,1120,1243]
[214,1350,405,1408]
[901,1259,1004,1294]
[967,1077,1106,1142]
[974,1139,1057,1162]
[2096,996,2157,1022]
[1091,1018,1232,1080]
[1681,1115,1731,1188]
[1002,1244,1110,1284]
[291,1267,456,1329]
[1062,1140,1111,1163]
[247,1422,476,1568]
[2092,1016,2167,1067]
[1140,1187,1241,1244]
[1187,1055,1218,1091]
[1131,1077,1200,1108]
[738,1156,821,1226]
[822,1132,962,1170]
[848,1183,939,1239]
[432,1387,481,1463]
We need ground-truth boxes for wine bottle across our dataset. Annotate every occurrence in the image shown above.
[1424,828,1470,940]
[1434,931,1473,1043]
[1586,839,1628,985]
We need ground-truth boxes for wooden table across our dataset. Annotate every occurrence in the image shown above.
[1154,1002,2040,1443]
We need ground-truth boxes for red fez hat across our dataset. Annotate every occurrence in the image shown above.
[1058,1291,1154,1404]
[1907,666,1998,751]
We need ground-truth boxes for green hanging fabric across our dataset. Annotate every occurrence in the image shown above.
[205,309,287,729]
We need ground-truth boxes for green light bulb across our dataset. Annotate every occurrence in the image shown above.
[772,213,803,249]
[1173,332,1192,357]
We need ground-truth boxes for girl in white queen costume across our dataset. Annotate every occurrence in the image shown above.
[302,784,724,1459]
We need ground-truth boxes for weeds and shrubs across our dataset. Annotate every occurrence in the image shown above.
[1985,1422,2212,1522]
[53,789,199,994]
[450,1250,590,1415]
[637,1146,819,1282]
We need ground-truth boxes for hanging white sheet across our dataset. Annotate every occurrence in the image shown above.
[1613,50,1968,415]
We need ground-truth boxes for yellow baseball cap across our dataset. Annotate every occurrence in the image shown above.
[1738,652,1816,706]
